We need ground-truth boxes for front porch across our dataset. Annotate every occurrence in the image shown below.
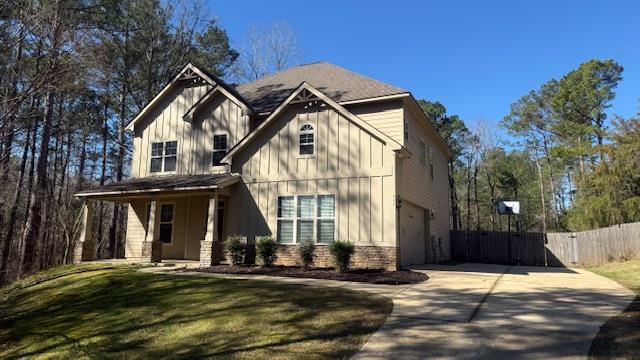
[74,174,240,267]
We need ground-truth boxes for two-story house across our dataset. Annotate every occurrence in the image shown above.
[75,62,451,270]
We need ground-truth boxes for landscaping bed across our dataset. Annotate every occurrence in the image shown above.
[193,265,428,285]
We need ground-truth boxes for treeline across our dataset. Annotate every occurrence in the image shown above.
[0,0,299,283]
[423,59,640,233]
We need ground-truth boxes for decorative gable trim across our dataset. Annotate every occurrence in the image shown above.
[222,82,404,164]
[125,63,251,131]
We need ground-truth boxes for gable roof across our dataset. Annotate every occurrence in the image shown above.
[234,62,409,114]
[222,82,404,164]
[125,63,252,131]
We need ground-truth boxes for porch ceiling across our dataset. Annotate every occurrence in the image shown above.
[75,173,240,200]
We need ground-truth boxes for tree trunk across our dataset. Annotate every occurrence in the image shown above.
[0,120,33,283]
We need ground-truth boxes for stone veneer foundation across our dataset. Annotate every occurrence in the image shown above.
[273,245,399,271]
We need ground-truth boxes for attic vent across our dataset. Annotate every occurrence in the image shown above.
[179,68,208,87]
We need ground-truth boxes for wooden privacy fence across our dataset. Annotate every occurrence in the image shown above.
[451,222,640,267]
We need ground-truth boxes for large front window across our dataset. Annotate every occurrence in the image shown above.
[277,194,335,244]
[150,141,177,173]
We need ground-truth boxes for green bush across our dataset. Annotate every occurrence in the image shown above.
[225,234,246,265]
[329,240,355,272]
[298,240,316,269]
[256,236,279,267]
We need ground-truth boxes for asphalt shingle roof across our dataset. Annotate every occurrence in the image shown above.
[76,173,238,195]
[235,62,408,113]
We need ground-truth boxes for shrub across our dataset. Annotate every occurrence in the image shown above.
[224,234,246,265]
[329,240,355,272]
[298,240,316,269]
[256,236,279,267]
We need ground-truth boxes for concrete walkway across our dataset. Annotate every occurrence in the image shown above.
[141,263,634,359]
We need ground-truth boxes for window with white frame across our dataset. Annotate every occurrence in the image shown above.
[159,203,174,244]
[429,145,434,180]
[212,134,228,166]
[419,140,427,165]
[404,119,409,141]
[299,124,314,155]
[277,194,335,243]
[150,141,177,173]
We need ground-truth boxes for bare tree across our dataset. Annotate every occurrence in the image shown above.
[234,22,301,82]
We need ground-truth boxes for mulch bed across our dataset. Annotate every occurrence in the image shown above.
[189,265,428,285]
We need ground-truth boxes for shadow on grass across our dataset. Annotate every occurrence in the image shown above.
[0,265,392,360]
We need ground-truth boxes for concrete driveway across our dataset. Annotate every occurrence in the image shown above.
[355,263,635,360]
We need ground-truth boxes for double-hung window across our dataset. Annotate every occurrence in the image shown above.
[299,124,314,155]
[277,194,335,243]
[159,203,174,244]
[212,134,228,166]
[150,140,177,173]
[429,145,434,180]
[419,140,427,165]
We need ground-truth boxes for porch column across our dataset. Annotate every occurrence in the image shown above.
[141,200,162,263]
[73,200,95,263]
[200,192,220,267]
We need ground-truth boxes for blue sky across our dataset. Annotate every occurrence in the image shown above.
[209,0,640,130]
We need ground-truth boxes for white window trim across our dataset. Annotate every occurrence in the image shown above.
[211,133,229,168]
[419,139,427,166]
[298,123,315,158]
[429,144,434,181]
[150,140,178,174]
[404,118,409,142]
[276,193,336,245]
[159,202,176,246]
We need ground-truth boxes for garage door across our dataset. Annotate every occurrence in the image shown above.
[400,202,428,266]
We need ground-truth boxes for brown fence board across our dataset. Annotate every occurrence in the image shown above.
[452,222,640,267]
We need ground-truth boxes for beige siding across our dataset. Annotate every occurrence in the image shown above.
[346,100,403,144]
[398,101,451,260]
[228,103,397,247]
[125,201,146,259]
[131,84,250,177]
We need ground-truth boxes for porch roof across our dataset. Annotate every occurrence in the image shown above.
[75,173,240,198]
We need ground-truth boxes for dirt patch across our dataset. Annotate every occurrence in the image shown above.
[191,265,428,285]
[589,295,640,359]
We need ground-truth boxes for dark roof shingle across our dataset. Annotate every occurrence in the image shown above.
[235,62,408,113]
[76,173,238,196]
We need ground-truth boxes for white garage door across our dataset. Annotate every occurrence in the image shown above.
[400,202,427,266]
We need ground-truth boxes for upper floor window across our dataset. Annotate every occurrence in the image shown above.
[419,140,427,165]
[150,140,177,173]
[299,124,314,155]
[429,145,434,180]
[404,119,409,141]
[212,134,228,166]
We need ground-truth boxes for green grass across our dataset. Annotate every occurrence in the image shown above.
[0,264,392,359]
[588,259,640,360]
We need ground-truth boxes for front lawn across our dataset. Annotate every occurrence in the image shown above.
[0,264,392,359]
[588,259,640,360]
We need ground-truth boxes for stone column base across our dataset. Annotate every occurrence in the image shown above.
[141,241,162,263]
[200,240,223,267]
[73,241,95,264]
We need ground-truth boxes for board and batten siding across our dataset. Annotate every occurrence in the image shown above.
[131,83,250,177]
[398,101,451,260]
[228,103,398,247]
[346,100,404,145]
